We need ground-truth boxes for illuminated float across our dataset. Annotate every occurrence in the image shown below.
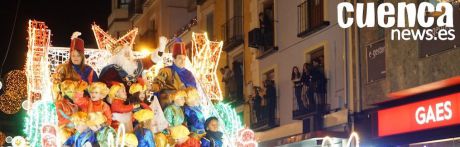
[21,19,255,147]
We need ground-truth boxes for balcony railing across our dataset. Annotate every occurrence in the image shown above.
[297,0,329,38]
[221,16,244,51]
[292,68,328,120]
[248,26,278,59]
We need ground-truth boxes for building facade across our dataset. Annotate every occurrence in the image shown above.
[108,0,197,50]
[354,0,460,146]
[104,0,460,146]
[246,0,354,146]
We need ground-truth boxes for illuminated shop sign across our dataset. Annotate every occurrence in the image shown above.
[378,92,460,137]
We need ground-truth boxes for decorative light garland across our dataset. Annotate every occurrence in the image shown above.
[3,70,27,99]
[0,95,22,114]
[0,70,27,114]
[213,102,245,146]
[321,132,360,147]
[24,100,57,147]
[236,128,258,147]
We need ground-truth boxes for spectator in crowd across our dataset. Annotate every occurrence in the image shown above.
[221,66,235,100]
[301,63,315,111]
[292,66,306,111]
[311,59,327,107]
[259,10,274,50]
[264,79,276,126]
[233,61,244,101]
[251,86,263,123]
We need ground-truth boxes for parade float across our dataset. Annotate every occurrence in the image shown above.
[5,20,258,147]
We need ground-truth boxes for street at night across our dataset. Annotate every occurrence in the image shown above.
[0,0,460,147]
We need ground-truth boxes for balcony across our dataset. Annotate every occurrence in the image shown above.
[297,0,330,38]
[292,66,328,120]
[128,0,145,18]
[221,16,244,52]
[249,83,280,131]
[248,27,277,59]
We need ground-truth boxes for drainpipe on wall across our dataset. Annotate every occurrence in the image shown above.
[344,0,351,133]
[351,0,363,134]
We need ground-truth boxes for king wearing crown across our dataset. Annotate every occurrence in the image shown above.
[150,40,197,107]
[98,37,168,90]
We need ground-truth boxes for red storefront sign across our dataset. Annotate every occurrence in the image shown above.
[378,92,460,137]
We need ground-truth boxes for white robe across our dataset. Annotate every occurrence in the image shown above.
[149,96,169,133]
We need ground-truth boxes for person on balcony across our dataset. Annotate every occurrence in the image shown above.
[233,61,244,101]
[251,86,263,123]
[301,63,315,111]
[221,66,235,100]
[292,66,306,111]
[263,79,277,126]
[311,59,326,108]
[259,11,274,50]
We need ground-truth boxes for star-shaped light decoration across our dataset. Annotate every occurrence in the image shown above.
[91,24,138,52]
[191,32,224,101]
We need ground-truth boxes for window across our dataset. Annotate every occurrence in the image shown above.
[297,0,329,37]
[118,0,130,9]
[206,12,214,40]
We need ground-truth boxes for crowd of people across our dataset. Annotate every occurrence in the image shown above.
[291,59,327,112]
[248,79,277,126]
[50,32,224,147]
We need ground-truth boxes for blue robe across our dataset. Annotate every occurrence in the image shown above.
[184,106,205,134]
[134,128,156,147]
[64,129,98,147]
[72,64,98,83]
[201,136,223,147]
[170,64,197,88]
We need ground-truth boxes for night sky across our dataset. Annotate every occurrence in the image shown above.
[0,0,110,136]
